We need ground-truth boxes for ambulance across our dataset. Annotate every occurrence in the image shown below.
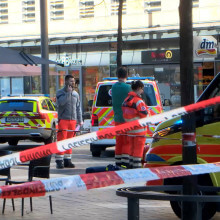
[90,76,163,157]
[144,72,220,219]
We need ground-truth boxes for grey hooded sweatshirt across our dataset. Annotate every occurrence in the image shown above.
[56,86,83,123]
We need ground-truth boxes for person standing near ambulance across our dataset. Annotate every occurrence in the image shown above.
[122,80,150,168]
[55,75,83,169]
[112,67,131,167]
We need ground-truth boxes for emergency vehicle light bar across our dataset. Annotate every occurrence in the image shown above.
[7,94,49,97]
[103,77,155,81]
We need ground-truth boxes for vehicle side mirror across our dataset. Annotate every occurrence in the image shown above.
[88,100,93,107]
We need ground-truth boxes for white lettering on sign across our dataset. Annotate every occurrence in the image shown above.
[56,57,82,66]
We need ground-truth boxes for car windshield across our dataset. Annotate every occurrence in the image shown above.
[0,100,34,112]
[96,83,157,107]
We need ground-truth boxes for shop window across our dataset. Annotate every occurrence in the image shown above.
[0,0,8,24]
[50,0,64,20]
[111,0,126,16]
[0,77,10,97]
[82,66,110,114]
[79,0,94,18]
[144,0,161,13]
[11,78,24,95]
[31,76,41,94]
[22,0,35,23]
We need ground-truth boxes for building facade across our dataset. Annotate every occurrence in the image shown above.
[0,0,219,116]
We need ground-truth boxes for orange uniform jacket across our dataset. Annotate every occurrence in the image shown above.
[122,91,149,134]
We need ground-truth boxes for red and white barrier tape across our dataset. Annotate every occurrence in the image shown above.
[0,96,219,170]
[0,162,220,199]
[0,124,82,133]
[197,135,220,139]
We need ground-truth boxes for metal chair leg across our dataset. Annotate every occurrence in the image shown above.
[12,199,15,211]
[49,196,53,214]
[30,197,33,212]
[21,198,24,216]
[2,199,6,214]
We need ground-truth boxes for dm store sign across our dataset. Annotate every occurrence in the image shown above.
[194,36,218,59]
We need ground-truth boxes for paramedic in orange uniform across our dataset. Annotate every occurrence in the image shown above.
[55,75,83,169]
[122,80,150,168]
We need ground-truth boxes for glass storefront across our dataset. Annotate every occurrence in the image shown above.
[127,63,205,110]
[82,66,109,116]
[0,78,10,97]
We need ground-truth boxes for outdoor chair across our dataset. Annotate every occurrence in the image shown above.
[3,155,53,216]
[0,150,15,214]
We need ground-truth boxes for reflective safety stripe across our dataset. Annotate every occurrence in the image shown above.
[133,157,142,168]
[125,118,148,133]
[121,154,130,167]
[99,108,112,122]
[55,155,64,160]
[136,100,143,108]
[64,154,72,159]
[127,128,147,133]
[125,117,140,122]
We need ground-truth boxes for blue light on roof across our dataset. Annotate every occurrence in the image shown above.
[103,77,155,81]
[175,119,183,125]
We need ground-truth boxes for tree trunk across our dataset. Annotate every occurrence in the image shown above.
[179,0,198,219]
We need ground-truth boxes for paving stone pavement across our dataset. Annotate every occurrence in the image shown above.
[0,143,220,220]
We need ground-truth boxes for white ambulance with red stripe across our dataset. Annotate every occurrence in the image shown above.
[90,77,163,157]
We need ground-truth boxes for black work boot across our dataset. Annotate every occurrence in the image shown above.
[64,159,75,168]
[56,160,64,169]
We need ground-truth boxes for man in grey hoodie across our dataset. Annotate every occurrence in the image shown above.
[55,74,83,169]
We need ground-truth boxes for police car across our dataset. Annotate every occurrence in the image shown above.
[90,77,163,157]
[0,95,58,146]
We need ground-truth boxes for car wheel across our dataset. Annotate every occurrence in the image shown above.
[90,144,106,157]
[8,139,19,146]
[92,150,102,157]
[44,125,57,145]
[165,174,217,220]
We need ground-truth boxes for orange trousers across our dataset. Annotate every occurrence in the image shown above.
[115,122,128,156]
[56,119,76,155]
[127,131,146,158]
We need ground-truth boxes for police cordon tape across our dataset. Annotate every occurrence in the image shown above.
[1,162,220,199]
[0,124,82,133]
[0,96,219,171]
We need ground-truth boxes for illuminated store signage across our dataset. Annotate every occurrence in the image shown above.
[193,36,218,59]
[141,50,180,64]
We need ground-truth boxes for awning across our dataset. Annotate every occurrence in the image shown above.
[0,64,58,77]
[0,46,59,65]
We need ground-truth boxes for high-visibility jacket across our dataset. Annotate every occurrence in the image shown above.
[122,91,149,134]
